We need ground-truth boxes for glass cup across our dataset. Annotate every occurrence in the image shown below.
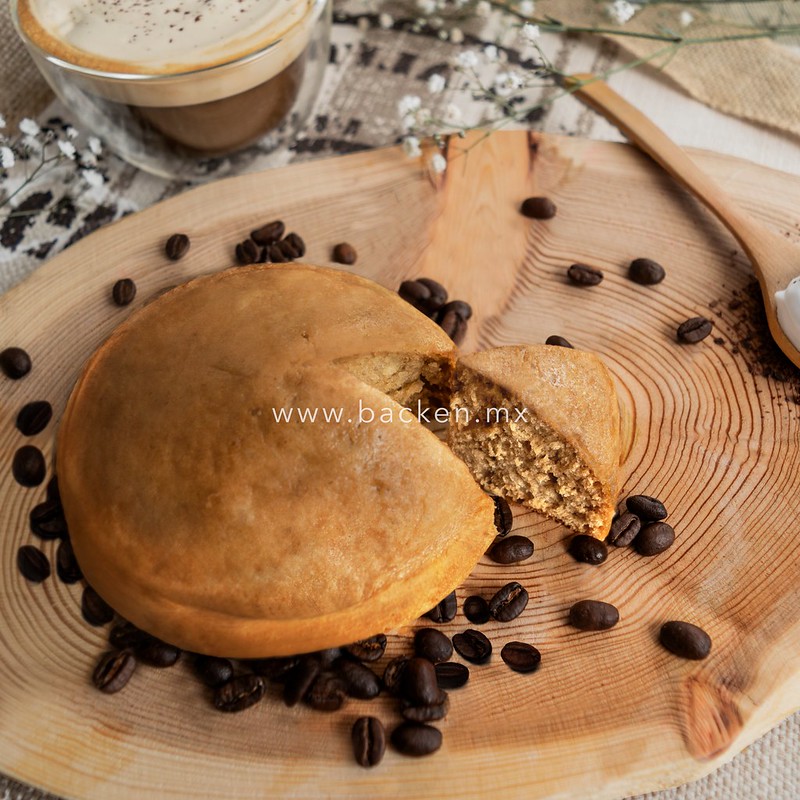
[10,0,331,181]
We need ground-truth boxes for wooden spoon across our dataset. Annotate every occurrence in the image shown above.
[570,74,800,369]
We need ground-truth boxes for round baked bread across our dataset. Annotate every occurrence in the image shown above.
[58,264,495,657]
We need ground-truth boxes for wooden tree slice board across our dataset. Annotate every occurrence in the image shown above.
[1,131,800,800]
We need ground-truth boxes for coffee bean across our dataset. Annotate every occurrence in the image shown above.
[29,500,68,540]
[17,545,50,582]
[352,716,386,768]
[463,595,490,624]
[283,656,321,706]
[492,496,513,536]
[16,401,53,436]
[520,196,557,219]
[414,628,453,664]
[267,243,288,263]
[93,650,136,694]
[315,647,343,670]
[659,621,712,660]
[383,656,409,695]
[416,278,447,309]
[332,242,357,265]
[112,278,137,307]
[0,347,32,379]
[425,590,457,623]
[305,672,347,711]
[136,637,181,667]
[452,629,492,664]
[283,232,306,258]
[335,658,381,699]
[677,316,713,343]
[398,280,431,309]
[109,621,150,650]
[629,258,665,285]
[437,300,473,321]
[391,722,442,757]
[606,512,641,547]
[81,586,114,626]
[401,693,449,722]
[402,657,442,706]
[634,522,675,556]
[435,661,469,689]
[438,309,467,346]
[501,641,542,674]
[46,475,60,503]
[235,238,260,265]
[214,674,266,712]
[545,335,573,348]
[344,634,387,663]
[626,494,668,521]
[194,655,234,688]
[567,534,608,565]
[165,233,190,261]
[251,220,285,245]
[277,238,300,260]
[248,656,300,681]
[12,445,46,487]
[56,539,82,584]
[489,582,529,622]
[567,263,603,287]
[488,535,534,564]
[568,600,619,631]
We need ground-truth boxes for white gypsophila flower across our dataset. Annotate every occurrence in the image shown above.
[88,136,103,156]
[429,15,443,29]
[493,71,524,97]
[398,94,422,116]
[606,0,637,24]
[518,0,535,17]
[0,145,14,169]
[0,114,6,129]
[444,103,463,124]
[430,153,447,174]
[81,151,98,168]
[379,12,393,29]
[457,50,479,69]
[65,125,79,140]
[81,168,105,188]
[484,44,499,62]
[521,22,540,42]
[475,0,491,18]
[58,139,77,159]
[403,136,422,158]
[679,9,694,27]
[450,27,464,44]
[19,118,40,137]
[428,73,446,94]
[438,29,448,40]
[416,0,437,14]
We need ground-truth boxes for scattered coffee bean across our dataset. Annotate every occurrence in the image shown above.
[626,494,668,521]
[488,535,534,564]
[567,263,603,287]
[332,242,357,265]
[401,693,449,722]
[305,672,347,711]
[435,661,469,690]
[251,220,285,245]
[416,278,447,309]
[659,621,712,660]
[194,655,234,688]
[438,309,467,346]
[402,657,442,706]
[267,243,288,263]
[568,600,619,631]
[278,238,301,260]
[463,595,490,625]
[426,590,457,623]
[248,656,299,681]
[46,474,60,503]
[29,500,67,540]
[17,545,50,582]
[165,233,190,261]
[520,196,557,219]
[235,238,260,266]
[109,621,151,650]
[56,539,82,584]
[0,347,32,379]
[606,512,641,547]
[214,674,266,712]
[283,232,306,258]
[382,656,409,695]
[398,280,432,310]
[16,401,53,436]
[112,278,137,307]
[335,658,381,699]
[492,496,513,536]
[81,586,114,626]
[629,258,665,285]
[352,716,386,768]
[92,650,136,694]
[344,633,387,663]
[136,637,181,668]
[489,582,529,622]
[567,534,608,565]
[414,628,453,664]
[391,722,442,757]
[634,522,675,556]
[283,656,321,706]
[437,300,473,321]
[315,647,343,670]
[12,445,46,487]
[500,641,542,674]
[545,335,573,348]
[677,316,713,343]
[452,629,492,664]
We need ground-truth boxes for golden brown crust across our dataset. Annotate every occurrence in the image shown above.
[59,264,494,657]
